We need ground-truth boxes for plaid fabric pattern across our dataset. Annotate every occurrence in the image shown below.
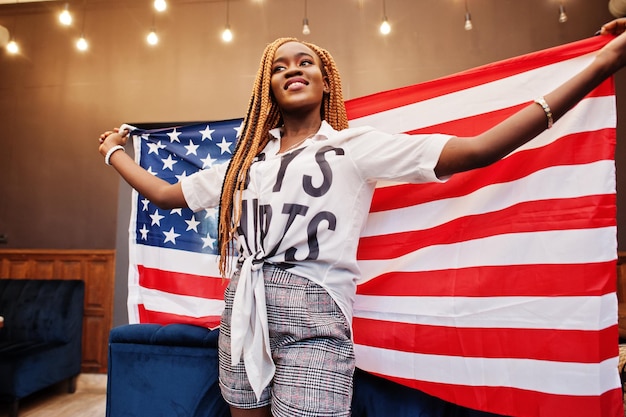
[219,265,354,416]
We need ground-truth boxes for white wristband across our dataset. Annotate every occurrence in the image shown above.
[105,145,125,166]
[533,96,553,129]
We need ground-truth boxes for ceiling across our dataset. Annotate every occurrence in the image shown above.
[0,0,56,3]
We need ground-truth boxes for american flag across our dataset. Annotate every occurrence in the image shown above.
[126,35,621,417]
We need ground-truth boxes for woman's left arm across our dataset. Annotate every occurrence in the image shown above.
[434,18,626,178]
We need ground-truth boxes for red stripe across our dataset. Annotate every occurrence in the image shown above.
[370,127,616,212]
[346,36,612,120]
[138,304,221,329]
[353,317,618,363]
[364,375,623,417]
[138,265,228,299]
[356,261,617,297]
[358,194,616,260]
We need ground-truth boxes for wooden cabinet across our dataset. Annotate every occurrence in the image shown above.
[0,249,115,373]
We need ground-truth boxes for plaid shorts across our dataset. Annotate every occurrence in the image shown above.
[218,264,355,417]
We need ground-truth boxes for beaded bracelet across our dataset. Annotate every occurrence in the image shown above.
[533,96,553,129]
[105,145,125,166]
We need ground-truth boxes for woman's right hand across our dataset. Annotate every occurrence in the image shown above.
[98,127,129,158]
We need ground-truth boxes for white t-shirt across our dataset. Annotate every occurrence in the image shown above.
[181,120,452,398]
[182,120,451,323]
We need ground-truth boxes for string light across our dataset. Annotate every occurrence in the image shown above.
[221,0,233,42]
[147,30,158,45]
[154,0,167,12]
[76,0,88,52]
[76,36,88,51]
[5,14,18,55]
[302,0,310,35]
[6,38,18,54]
[379,0,390,35]
[147,12,159,45]
[464,0,473,31]
[59,3,72,26]
[558,2,568,23]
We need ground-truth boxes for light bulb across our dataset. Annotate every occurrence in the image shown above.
[558,5,568,23]
[464,12,473,30]
[222,26,233,42]
[154,0,167,12]
[302,18,310,35]
[379,18,390,35]
[59,5,72,26]
[6,39,18,54]
[76,36,88,51]
[147,30,158,45]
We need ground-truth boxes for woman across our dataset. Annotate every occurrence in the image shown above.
[99,18,626,417]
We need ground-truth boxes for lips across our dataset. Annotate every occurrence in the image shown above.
[284,77,308,90]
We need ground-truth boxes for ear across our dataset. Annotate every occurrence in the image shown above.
[323,76,331,94]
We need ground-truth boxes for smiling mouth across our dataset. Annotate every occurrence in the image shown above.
[284,80,308,90]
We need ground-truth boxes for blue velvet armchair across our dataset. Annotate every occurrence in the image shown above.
[0,279,85,417]
[106,323,504,417]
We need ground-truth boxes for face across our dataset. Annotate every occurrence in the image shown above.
[270,41,329,115]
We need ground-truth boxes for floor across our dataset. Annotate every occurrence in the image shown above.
[0,374,107,417]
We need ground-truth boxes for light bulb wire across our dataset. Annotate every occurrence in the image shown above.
[302,0,310,33]
[80,0,87,36]
[8,5,17,47]
[382,0,387,22]
[225,0,230,28]
[559,2,567,21]
[464,0,472,28]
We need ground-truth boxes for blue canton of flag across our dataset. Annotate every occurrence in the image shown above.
[131,119,243,255]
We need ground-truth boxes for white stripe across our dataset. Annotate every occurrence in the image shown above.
[349,53,597,133]
[132,244,222,277]
[139,287,225,317]
[357,227,617,281]
[354,345,620,396]
[363,160,615,237]
[354,293,616,331]
[512,96,616,153]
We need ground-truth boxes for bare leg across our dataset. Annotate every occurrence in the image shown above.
[229,405,272,417]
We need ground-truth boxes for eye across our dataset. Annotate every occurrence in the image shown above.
[272,65,286,74]
[300,59,314,67]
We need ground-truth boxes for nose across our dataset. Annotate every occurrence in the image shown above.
[284,64,303,77]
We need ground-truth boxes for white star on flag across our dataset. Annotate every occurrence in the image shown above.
[185,140,200,155]
[201,154,217,168]
[185,215,201,232]
[149,209,164,226]
[201,233,216,249]
[147,141,167,155]
[217,137,233,154]
[167,128,182,143]
[161,155,177,171]
[199,125,215,141]
[139,224,149,240]
[163,227,181,244]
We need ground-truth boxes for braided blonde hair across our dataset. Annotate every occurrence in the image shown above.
[217,38,349,276]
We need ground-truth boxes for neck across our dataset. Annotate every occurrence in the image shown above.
[281,114,323,138]
[278,114,323,153]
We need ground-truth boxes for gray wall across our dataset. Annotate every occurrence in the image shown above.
[0,0,620,326]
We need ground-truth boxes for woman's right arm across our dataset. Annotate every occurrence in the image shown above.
[98,128,188,210]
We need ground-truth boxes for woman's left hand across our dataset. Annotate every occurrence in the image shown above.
[596,18,626,74]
